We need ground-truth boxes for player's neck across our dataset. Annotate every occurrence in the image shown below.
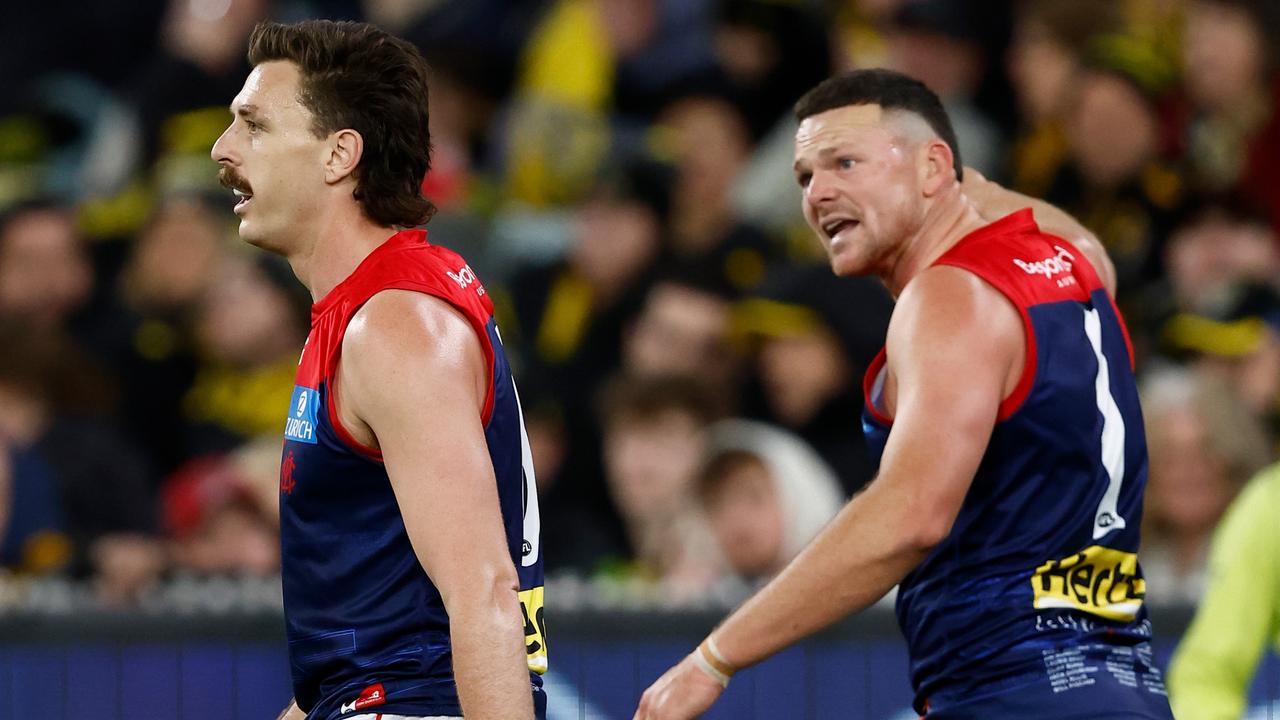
[288,203,400,303]
[883,187,986,296]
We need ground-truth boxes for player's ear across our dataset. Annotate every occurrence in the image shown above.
[325,128,363,184]
[920,139,956,197]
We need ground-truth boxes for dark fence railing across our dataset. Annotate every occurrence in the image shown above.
[0,595,1273,720]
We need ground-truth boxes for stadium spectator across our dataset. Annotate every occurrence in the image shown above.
[0,320,163,604]
[1140,367,1271,603]
[1005,0,1122,198]
[181,253,310,458]
[597,374,724,599]
[735,264,893,494]
[1180,0,1280,231]
[622,275,736,393]
[695,419,843,589]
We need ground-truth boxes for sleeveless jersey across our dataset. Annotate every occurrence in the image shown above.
[279,230,546,719]
[862,210,1152,712]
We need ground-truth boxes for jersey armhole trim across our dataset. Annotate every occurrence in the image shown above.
[862,347,893,426]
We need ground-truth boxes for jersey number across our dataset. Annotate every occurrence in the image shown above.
[1083,306,1127,539]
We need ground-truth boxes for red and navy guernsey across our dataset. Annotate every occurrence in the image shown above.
[280,229,546,719]
[863,210,1168,715]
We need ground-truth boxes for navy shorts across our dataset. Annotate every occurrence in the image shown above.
[924,643,1174,720]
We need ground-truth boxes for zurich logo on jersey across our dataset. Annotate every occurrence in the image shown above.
[284,385,320,444]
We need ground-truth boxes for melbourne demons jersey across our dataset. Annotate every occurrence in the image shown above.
[279,230,546,719]
[862,210,1152,711]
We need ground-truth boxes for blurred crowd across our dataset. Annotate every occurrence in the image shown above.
[0,0,1278,610]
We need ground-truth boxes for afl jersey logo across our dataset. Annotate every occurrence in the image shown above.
[284,385,319,444]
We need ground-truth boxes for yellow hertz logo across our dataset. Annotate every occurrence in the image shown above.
[519,586,548,674]
[1031,546,1145,621]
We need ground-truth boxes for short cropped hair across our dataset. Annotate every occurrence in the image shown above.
[794,68,963,181]
[248,20,436,227]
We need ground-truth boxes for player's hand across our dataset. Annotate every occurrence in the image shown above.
[633,653,725,720]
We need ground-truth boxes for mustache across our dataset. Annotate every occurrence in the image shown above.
[218,166,253,195]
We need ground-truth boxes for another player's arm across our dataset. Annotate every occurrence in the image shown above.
[962,168,1117,296]
[635,267,1022,720]
[275,700,304,720]
[341,290,534,720]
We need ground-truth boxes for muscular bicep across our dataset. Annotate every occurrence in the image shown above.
[878,268,1023,542]
[341,291,516,602]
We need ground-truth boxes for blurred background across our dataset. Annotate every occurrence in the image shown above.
[0,0,1277,717]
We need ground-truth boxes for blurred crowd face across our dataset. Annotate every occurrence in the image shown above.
[196,256,303,367]
[758,329,849,426]
[0,208,92,328]
[625,283,731,383]
[212,61,330,255]
[887,31,982,101]
[661,97,752,210]
[794,105,926,278]
[571,197,660,296]
[127,198,227,309]
[1146,402,1236,539]
[1068,72,1158,187]
[703,456,784,579]
[604,409,706,524]
[1167,212,1280,309]
[1007,22,1078,123]
[1184,0,1266,112]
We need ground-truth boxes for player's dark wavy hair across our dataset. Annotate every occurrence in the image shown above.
[794,68,963,181]
[248,20,436,227]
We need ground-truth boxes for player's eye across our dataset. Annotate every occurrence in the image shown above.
[796,172,812,188]
[838,157,856,170]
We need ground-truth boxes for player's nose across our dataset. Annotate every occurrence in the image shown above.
[211,124,235,165]
[806,168,840,204]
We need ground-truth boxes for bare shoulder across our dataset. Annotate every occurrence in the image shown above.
[893,265,1020,341]
[1067,233,1118,297]
[888,265,1023,379]
[341,289,487,415]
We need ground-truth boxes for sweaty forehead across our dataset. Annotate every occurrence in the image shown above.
[233,61,305,115]
[794,104,930,162]
[795,105,887,150]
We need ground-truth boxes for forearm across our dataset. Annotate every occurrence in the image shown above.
[709,479,933,669]
[964,170,1090,243]
[447,586,534,719]
[276,700,304,720]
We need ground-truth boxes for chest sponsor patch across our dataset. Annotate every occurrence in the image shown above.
[284,385,320,444]
[1031,545,1145,621]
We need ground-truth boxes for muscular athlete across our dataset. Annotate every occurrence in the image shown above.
[636,69,1172,720]
[210,21,545,720]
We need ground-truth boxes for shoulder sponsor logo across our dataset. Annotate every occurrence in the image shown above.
[446,263,487,297]
[1013,245,1076,279]
[284,385,320,445]
[1031,544,1145,621]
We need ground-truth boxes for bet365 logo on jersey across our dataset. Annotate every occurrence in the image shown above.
[1031,545,1145,621]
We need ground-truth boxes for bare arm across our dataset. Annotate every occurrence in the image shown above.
[275,700,304,720]
[962,168,1117,296]
[635,267,1023,719]
[342,290,533,720]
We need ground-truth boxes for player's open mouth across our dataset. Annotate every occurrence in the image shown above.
[822,218,859,239]
[233,189,254,213]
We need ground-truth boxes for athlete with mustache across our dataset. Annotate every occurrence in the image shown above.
[212,20,546,720]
